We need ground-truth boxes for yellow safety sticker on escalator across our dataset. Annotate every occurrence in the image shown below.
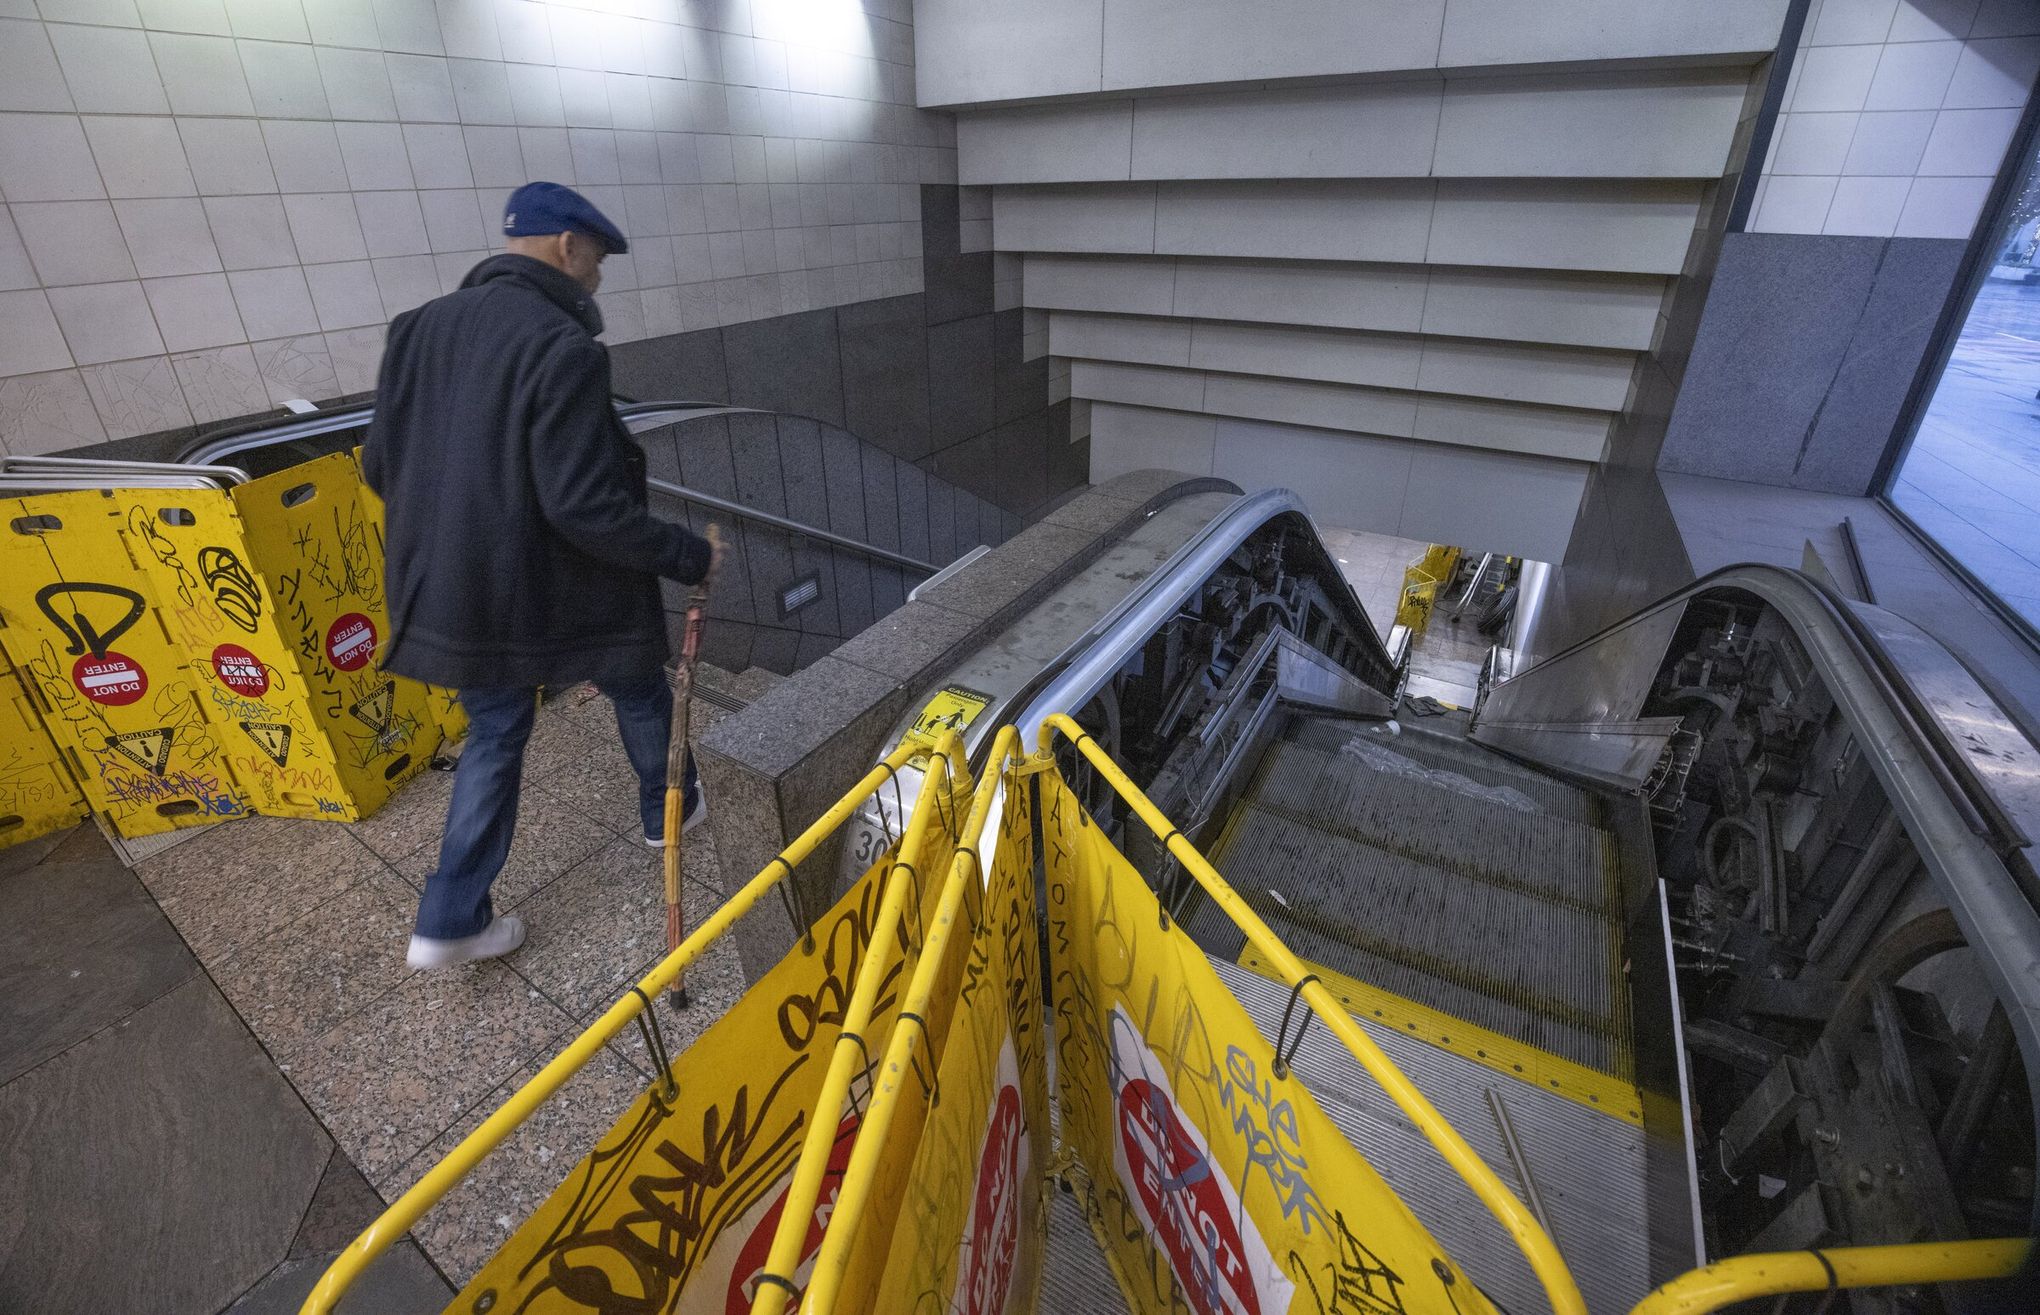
[900,682,992,751]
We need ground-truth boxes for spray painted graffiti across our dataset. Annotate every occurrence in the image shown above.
[197,545,264,632]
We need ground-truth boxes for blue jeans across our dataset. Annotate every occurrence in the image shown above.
[414,671,698,940]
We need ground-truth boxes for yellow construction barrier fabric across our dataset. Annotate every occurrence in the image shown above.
[1040,771,1498,1315]
[0,453,455,837]
[868,772,1050,1315]
[450,799,961,1314]
[0,642,87,849]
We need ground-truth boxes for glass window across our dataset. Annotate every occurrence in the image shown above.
[1888,134,2040,632]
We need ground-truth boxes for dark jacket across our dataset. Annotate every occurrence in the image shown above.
[362,254,709,689]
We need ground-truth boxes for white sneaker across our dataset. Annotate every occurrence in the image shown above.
[643,794,708,848]
[406,914,526,969]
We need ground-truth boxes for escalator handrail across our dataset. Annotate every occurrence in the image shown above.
[173,399,939,576]
[1006,487,1396,754]
[1040,712,1589,1315]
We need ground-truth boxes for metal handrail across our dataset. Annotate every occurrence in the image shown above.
[644,477,936,576]
[748,731,970,1315]
[1039,711,1590,1315]
[803,726,1023,1313]
[299,738,934,1315]
[2,453,253,485]
[1629,1238,2030,1314]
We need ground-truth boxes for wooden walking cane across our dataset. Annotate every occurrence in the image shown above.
[661,580,709,1008]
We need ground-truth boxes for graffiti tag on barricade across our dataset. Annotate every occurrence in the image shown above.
[1039,773,1495,1315]
[452,798,962,1314]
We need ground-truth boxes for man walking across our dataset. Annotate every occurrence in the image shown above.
[363,182,720,970]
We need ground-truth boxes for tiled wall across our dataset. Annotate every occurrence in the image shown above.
[1751,0,2038,236]
[0,0,955,456]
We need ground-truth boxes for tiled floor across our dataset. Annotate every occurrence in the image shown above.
[2,679,752,1310]
[1320,523,1500,708]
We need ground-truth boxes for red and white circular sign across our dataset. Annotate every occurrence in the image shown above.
[959,1083,1024,1315]
[72,651,147,706]
[325,613,377,672]
[210,642,269,697]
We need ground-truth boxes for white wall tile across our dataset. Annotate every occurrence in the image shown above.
[372,0,441,54]
[228,264,319,337]
[1971,0,2040,36]
[1895,173,1992,235]
[463,124,523,186]
[1022,253,1175,315]
[143,271,244,350]
[568,126,621,184]
[1810,0,1900,44]
[1203,372,1421,438]
[0,289,73,374]
[14,200,136,285]
[1751,173,1840,231]
[517,125,570,179]
[1422,268,1665,350]
[495,0,550,64]
[171,342,269,421]
[0,367,107,453]
[224,0,307,40]
[370,251,438,313]
[547,3,601,69]
[1191,319,1423,390]
[402,122,474,187]
[302,0,379,47]
[604,71,652,130]
[1416,338,1634,410]
[1823,174,1913,233]
[449,56,514,122]
[1087,400,1215,481]
[506,60,564,125]
[1768,111,1861,173]
[1943,35,2040,106]
[1793,43,1884,111]
[0,114,105,201]
[435,0,499,61]
[39,0,143,26]
[336,121,414,189]
[1840,108,1937,172]
[1887,0,1981,41]
[353,188,430,255]
[0,19,78,112]
[993,183,1158,254]
[1216,416,1418,533]
[1398,444,1585,559]
[304,258,384,326]
[81,353,191,437]
[558,65,612,127]
[323,323,381,390]
[136,0,233,36]
[316,44,398,118]
[47,280,164,363]
[1048,309,1192,366]
[1157,179,1435,263]
[148,31,255,114]
[1412,395,1611,462]
[249,333,342,403]
[202,197,297,272]
[83,116,196,197]
[1919,105,2022,173]
[1862,38,1963,108]
[0,210,36,290]
[262,119,349,194]
[1439,0,1786,68]
[386,51,458,119]
[236,38,331,117]
[112,197,221,276]
[419,186,487,249]
[285,191,370,260]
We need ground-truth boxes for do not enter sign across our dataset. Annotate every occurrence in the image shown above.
[73,651,147,706]
[211,642,269,697]
[325,613,377,672]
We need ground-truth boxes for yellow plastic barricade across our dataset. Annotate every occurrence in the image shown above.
[0,454,450,837]
[449,764,967,1314]
[1039,767,1500,1315]
[0,636,88,849]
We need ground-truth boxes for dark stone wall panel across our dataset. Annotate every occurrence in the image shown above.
[723,307,844,427]
[838,294,932,461]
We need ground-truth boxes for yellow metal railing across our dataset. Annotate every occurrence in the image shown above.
[1631,1238,2031,1313]
[747,731,968,1315]
[1040,712,1590,1315]
[299,737,941,1315]
[801,726,1023,1314]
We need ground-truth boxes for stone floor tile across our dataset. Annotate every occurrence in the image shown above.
[0,851,199,1085]
[522,702,607,770]
[292,961,571,1183]
[380,1045,649,1286]
[346,767,455,864]
[150,820,393,962]
[528,750,642,838]
[390,788,616,911]
[513,835,733,1019]
[0,826,72,879]
[209,868,420,1063]
[223,1240,449,1314]
[289,1146,391,1260]
[134,812,298,897]
[580,927,748,1081]
[0,977,330,1315]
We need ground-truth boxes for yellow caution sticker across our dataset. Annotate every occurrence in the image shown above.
[900,682,992,750]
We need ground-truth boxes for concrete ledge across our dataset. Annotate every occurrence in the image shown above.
[696,469,1238,980]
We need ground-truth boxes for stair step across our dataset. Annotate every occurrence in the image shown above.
[1286,716,1598,824]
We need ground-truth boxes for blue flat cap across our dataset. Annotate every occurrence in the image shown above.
[502,181,629,255]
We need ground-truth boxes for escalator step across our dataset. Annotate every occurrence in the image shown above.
[1251,740,1622,915]
[1219,805,1624,1045]
[1285,717,1600,824]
